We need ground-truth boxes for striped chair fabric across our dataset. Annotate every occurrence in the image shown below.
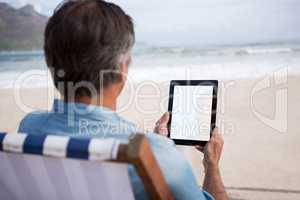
[0,132,135,200]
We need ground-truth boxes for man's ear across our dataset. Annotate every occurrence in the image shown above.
[119,61,129,83]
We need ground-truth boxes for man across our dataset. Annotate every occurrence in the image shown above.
[18,1,228,199]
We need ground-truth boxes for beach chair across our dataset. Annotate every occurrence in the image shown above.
[0,132,174,200]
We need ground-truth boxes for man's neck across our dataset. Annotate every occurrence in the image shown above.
[70,87,119,111]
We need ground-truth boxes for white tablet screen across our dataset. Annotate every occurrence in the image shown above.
[170,85,214,141]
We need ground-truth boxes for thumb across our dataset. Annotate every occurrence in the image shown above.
[156,112,170,126]
[211,127,220,138]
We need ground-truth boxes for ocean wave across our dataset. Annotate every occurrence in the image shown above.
[0,51,44,62]
[292,48,300,52]
[132,46,298,57]
[243,48,293,55]
[0,45,298,61]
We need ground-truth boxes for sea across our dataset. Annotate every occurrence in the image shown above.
[1,42,300,88]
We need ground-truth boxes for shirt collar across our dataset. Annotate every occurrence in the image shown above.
[52,99,120,121]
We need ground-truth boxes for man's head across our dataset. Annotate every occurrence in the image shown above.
[44,0,135,100]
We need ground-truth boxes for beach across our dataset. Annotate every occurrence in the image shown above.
[1,75,300,200]
[1,45,300,199]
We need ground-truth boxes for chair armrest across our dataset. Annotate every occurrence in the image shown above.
[117,134,174,200]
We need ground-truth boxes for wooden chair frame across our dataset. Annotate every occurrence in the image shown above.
[117,134,174,200]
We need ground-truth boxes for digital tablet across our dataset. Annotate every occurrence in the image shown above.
[168,80,218,146]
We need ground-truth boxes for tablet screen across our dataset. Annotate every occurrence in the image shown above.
[170,85,214,141]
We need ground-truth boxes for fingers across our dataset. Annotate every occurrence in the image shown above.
[211,127,223,139]
[156,112,170,126]
[154,112,170,137]
[212,127,220,136]
[155,125,169,136]
[209,127,224,147]
[195,145,205,153]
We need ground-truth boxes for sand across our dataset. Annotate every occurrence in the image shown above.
[0,76,299,200]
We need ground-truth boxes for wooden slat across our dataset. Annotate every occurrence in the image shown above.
[117,134,174,200]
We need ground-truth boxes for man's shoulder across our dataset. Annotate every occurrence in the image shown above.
[18,110,51,133]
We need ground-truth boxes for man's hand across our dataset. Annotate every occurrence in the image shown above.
[154,112,170,137]
[195,127,224,171]
[196,127,229,200]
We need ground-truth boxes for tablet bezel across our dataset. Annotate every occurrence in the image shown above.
[167,80,218,146]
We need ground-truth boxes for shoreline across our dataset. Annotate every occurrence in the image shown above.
[1,69,300,88]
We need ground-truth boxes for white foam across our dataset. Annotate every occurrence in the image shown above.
[1,46,300,88]
[245,48,293,54]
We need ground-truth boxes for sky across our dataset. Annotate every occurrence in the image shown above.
[1,0,300,47]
